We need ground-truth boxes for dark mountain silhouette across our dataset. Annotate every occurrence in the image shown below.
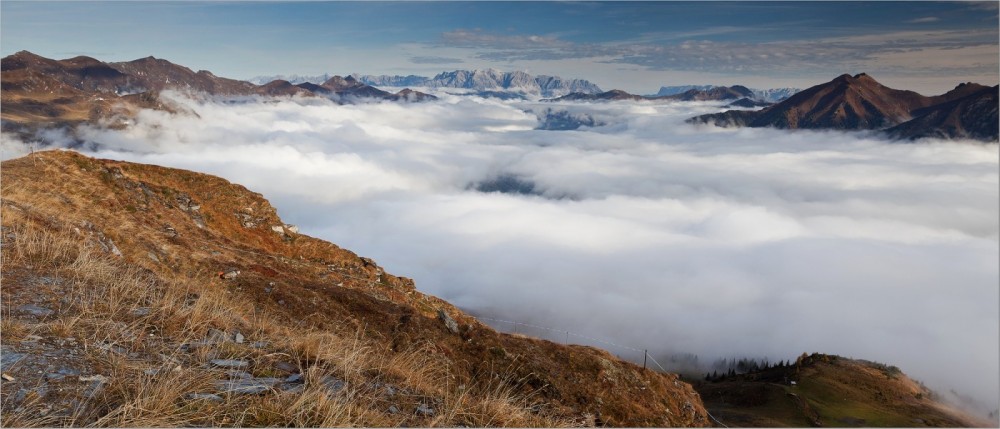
[887,85,999,141]
[666,85,753,101]
[548,85,755,103]
[550,89,647,102]
[689,73,999,141]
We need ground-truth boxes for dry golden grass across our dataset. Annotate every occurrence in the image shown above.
[1,179,572,428]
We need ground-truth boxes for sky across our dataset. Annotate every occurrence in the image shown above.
[1,1,998,94]
[2,91,998,414]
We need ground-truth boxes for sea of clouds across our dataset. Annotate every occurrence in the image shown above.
[3,91,997,412]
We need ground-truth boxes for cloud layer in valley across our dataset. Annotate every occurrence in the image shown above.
[6,91,997,413]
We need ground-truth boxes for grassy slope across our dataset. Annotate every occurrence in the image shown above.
[692,353,991,427]
[0,150,709,427]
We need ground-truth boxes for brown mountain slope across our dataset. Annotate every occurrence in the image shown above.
[689,73,999,141]
[691,353,991,427]
[662,85,753,102]
[747,73,927,129]
[0,150,709,427]
[548,86,752,103]
[108,56,258,96]
[887,85,999,141]
[0,51,436,135]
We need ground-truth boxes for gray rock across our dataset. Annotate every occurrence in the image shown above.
[17,304,54,317]
[45,373,68,381]
[234,332,245,344]
[437,309,459,334]
[415,403,435,416]
[131,307,152,316]
[206,328,229,343]
[279,382,306,393]
[285,373,303,383]
[388,405,400,414]
[220,269,240,280]
[81,375,108,399]
[215,377,280,395]
[225,371,253,379]
[186,392,224,402]
[274,361,297,373]
[251,341,268,349]
[1,350,27,372]
[209,359,249,369]
[321,376,346,394]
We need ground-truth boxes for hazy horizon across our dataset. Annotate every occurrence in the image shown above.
[2,1,998,95]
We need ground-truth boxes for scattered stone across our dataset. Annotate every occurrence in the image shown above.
[186,392,224,402]
[79,374,108,383]
[225,370,253,379]
[206,328,229,343]
[251,341,268,349]
[388,405,400,414]
[2,373,14,381]
[271,225,285,235]
[284,373,303,383]
[274,361,298,373]
[264,287,272,293]
[209,359,249,369]
[437,309,459,334]
[219,269,240,280]
[82,375,109,399]
[147,252,160,263]
[321,376,346,394]
[96,343,128,355]
[234,332,245,344]
[285,224,299,234]
[106,238,123,257]
[385,385,397,396]
[215,377,280,395]
[1,350,27,371]
[17,304,54,317]
[415,403,435,416]
[131,307,152,317]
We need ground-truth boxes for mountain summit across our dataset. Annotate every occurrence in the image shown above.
[0,51,435,133]
[689,73,999,141]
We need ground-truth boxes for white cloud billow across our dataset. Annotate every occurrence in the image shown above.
[8,90,997,411]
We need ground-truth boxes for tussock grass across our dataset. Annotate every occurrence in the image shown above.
[1,188,569,427]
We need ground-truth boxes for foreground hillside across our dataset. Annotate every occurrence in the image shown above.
[0,150,708,427]
[691,353,991,427]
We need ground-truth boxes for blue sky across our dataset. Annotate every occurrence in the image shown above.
[2,1,997,94]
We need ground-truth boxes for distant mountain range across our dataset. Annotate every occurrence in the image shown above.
[547,85,759,103]
[654,85,800,102]
[0,51,434,131]
[252,69,602,97]
[4,51,994,143]
[689,73,998,141]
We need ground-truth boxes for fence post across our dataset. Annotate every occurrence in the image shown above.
[512,321,517,333]
[565,331,569,344]
[643,350,647,370]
